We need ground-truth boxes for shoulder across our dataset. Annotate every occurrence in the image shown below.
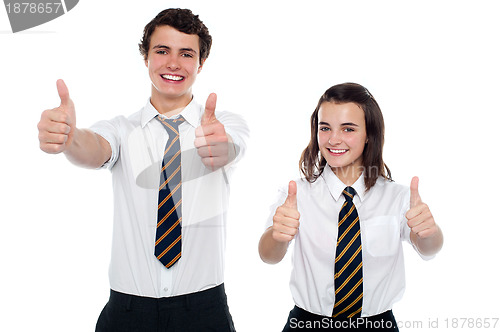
[90,106,145,144]
[216,109,248,128]
[369,177,410,204]
[375,177,407,192]
[212,107,249,142]
[127,109,143,123]
[296,176,320,189]
[93,108,142,127]
[291,176,326,200]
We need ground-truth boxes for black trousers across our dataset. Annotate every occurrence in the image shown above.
[95,284,235,332]
[282,306,399,331]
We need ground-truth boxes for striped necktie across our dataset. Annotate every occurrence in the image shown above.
[155,116,185,269]
[332,186,363,318]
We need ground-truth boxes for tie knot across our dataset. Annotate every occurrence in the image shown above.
[157,115,185,133]
[342,187,356,202]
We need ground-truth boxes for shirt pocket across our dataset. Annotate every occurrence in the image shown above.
[362,216,400,257]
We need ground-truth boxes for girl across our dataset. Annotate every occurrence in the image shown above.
[258,83,443,331]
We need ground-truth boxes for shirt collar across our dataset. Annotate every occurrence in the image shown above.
[322,166,366,202]
[140,97,201,128]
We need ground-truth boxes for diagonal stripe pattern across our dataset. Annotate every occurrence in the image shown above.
[155,116,185,269]
[332,186,363,318]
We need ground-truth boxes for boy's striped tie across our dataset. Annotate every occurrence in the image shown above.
[332,186,363,318]
[155,116,185,269]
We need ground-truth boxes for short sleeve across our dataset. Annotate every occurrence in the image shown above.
[399,189,412,243]
[265,185,288,230]
[216,111,249,166]
[89,117,122,170]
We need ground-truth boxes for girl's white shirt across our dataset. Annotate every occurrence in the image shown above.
[266,166,433,317]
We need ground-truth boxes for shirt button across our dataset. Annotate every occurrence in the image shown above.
[163,287,168,292]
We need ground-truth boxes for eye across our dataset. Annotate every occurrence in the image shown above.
[181,53,194,58]
[343,127,355,132]
[319,126,330,132]
[156,50,167,55]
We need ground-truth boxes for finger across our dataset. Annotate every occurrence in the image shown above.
[274,223,299,237]
[201,93,217,125]
[195,125,213,139]
[197,144,228,158]
[272,230,295,243]
[197,146,212,158]
[195,132,228,147]
[414,227,438,239]
[407,208,432,228]
[406,203,429,221]
[40,132,69,145]
[201,156,227,167]
[274,212,300,227]
[411,223,432,236]
[45,121,71,135]
[194,135,209,148]
[41,108,71,124]
[284,180,297,209]
[272,216,300,243]
[56,79,71,107]
[40,142,67,154]
[410,176,422,208]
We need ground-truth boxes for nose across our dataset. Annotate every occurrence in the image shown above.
[328,130,342,145]
[166,55,180,70]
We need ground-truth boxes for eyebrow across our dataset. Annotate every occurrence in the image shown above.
[318,121,359,127]
[152,45,198,54]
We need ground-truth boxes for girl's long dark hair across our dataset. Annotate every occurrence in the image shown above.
[299,83,392,192]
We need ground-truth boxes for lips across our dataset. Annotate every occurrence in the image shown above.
[327,148,348,154]
[161,74,184,82]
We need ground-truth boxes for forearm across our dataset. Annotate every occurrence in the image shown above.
[258,227,289,264]
[410,225,444,257]
[64,128,111,169]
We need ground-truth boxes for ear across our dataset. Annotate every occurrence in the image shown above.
[145,58,149,68]
[197,59,206,74]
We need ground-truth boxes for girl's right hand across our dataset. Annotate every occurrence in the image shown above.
[272,181,300,243]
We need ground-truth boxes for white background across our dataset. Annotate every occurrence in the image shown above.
[1,1,499,331]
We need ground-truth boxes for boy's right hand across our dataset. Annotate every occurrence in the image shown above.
[272,180,300,243]
[38,79,76,154]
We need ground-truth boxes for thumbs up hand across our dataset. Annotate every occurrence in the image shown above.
[406,177,439,239]
[272,181,301,243]
[38,79,76,154]
[194,93,230,171]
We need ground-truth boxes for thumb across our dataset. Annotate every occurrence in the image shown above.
[284,180,297,209]
[201,93,217,125]
[57,79,71,107]
[410,176,422,208]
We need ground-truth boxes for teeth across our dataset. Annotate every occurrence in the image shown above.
[161,74,183,81]
[328,149,347,153]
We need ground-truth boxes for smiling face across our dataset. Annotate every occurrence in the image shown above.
[146,25,204,113]
[317,101,367,185]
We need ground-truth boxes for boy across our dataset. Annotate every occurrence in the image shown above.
[37,8,248,331]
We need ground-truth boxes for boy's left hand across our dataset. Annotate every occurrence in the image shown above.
[194,93,230,170]
[406,177,439,239]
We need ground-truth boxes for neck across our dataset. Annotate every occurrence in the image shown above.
[331,165,363,186]
[150,90,193,117]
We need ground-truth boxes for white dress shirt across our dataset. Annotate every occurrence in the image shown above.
[266,167,433,317]
[90,98,248,298]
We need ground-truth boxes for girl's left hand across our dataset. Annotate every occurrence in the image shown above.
[405,177,440,238]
